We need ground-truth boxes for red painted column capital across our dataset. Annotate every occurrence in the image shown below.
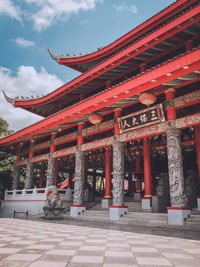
[78,122,85,145]
[165,88,175,100]
[114,108,122,135]
[29,139,35,159]
[50,132,57,153]
[165,88,176,120]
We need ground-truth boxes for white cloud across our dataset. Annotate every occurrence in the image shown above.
[114,3,138,14]
[0,0,103,31]
[0,66,63,132]
[14,37,35,47]
[0,0,21,21]
[24,0,103,31]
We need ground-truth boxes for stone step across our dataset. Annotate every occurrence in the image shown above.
[63,210,200,230]
[186,221,200,226]
[80,211,168,226]
[187,215,200,222]
[126,211,167,218]
[191,209,200,215]
[122,218,168,226]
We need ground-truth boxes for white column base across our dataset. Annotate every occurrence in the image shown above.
[70,205,86,218]
[109,206,128,221]
[142,197,152,209]
[134,192,141,202]
[197,197,200,210]
[102,198,111,208]
[167,207,191,226]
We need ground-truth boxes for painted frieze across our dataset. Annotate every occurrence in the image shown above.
[54,132,78,145]
[174,90,200,107]
[16,158,28,166]
[31,153,49,163]
[31,141,51,152]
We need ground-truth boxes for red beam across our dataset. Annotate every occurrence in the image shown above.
[1,48,200,146]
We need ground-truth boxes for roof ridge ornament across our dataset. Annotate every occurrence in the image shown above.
[2,90,42,104]
[2,90,15,104]
[47,48,60,61]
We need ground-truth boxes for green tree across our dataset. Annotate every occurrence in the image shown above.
[0,118,15,198]
[0,117,13,137]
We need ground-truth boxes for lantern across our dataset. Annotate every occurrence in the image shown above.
[89,113,103,124]
[139,92,157,106]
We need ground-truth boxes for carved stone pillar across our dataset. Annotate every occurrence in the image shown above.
[166,128,185,207]
[73,149,85,205]
[25,161,33,189]
[46,157,56,188]
[12,164,20,190]
[112,141,124,206]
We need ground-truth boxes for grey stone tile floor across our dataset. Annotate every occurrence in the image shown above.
[0,217,199,266]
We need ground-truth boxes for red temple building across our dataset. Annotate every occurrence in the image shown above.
[0,0,200,224]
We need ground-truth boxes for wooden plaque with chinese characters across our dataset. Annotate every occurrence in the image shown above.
[117,104,166,134]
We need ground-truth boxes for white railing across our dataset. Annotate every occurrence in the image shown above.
[4,187,73,201]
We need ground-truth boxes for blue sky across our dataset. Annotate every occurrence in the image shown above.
[0,0,175,132]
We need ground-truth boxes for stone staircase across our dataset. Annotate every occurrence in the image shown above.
[185,209,200,228]
[71,199,200,230]
[87,197,151,213]
[122,211,168,226]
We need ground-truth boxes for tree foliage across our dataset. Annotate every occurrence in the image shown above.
[0,117,15,197]
[0,117,13,137]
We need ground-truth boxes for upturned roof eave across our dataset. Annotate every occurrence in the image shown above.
[4,0,198,111]
[48,0,187,67]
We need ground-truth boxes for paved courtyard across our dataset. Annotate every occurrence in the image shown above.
[0,218,200,267]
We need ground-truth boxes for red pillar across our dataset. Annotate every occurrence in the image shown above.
[194,126,200,183]
[135,156,141,192]
[39,165,44,188]
[143,138,152,197]
[104,148,111,199]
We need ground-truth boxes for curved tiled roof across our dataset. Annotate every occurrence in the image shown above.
[49,0,195,72]
[2,0,200,118]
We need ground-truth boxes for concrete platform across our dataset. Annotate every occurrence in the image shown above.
[0,217,200,266]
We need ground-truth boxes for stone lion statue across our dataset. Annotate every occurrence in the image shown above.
[44,185,63,208]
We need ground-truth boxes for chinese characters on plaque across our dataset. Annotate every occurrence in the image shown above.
[118,104,165,134]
